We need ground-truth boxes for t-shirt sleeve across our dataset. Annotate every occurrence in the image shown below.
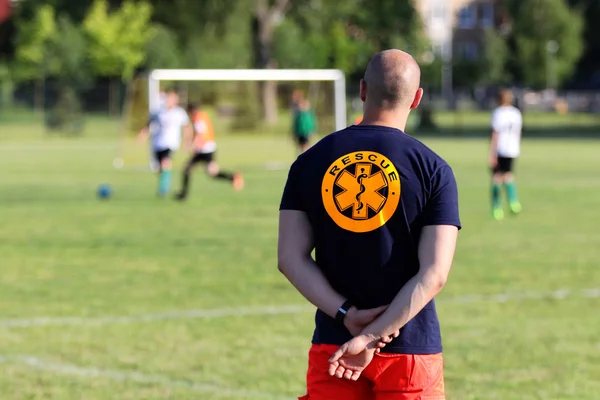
[490,110,500,132]
[148,112,158,125]
[181,109,190,126]
[279,158,306,211]
[422,165,461,229]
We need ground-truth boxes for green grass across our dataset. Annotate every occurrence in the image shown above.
[1,119,600,399]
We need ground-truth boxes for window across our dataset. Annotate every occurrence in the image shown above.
[460,42,479,60]
[481,3,495,28]
[458,4,477,29]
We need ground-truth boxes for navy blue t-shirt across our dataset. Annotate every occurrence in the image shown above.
[279,125,461,354]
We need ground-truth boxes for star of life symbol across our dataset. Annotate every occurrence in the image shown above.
[322,151,401,233]
[335,163,387,220]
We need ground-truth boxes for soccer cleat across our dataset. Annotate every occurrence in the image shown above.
[509,201,522,214]
[233,173,244,191]
[492,207,505,220]
[174,192,187,201]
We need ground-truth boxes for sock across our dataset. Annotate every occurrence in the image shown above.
[504,181,519,204]
[492,183,502,209]
[159,170,172,195]
[180,170,191,196]
[216,171,234,181]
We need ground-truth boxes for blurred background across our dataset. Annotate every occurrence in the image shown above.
[0,1,599,399]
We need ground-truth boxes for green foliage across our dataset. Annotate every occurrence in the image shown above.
[13,5,58,82]
[567,0,600,79]
[12,5,88,132]
[144,24,182,70]
[453,60,484,88]
[45,86,84,134]
[83,0,154,80]
[506,0,584,88]
[278,0,425,77]
[45,15,89,134]
[480,29,510,85]
[0,62,14,109]
[53,15,91,87]
[230,82,261,131]
[273,20,325,69]
[420,56,443,88]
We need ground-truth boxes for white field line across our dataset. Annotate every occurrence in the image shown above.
[0,355,292,400]
[1,288,599,329]
[0,144,116,151]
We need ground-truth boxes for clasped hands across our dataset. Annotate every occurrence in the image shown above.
[328,306,399,382]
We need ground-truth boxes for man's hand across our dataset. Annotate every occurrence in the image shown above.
[328,334,378,381]
[343,306,387,336]
[488,155,497,169]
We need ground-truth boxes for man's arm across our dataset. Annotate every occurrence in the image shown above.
[278,210,390,335]
[137,114,155,142]
[278,210,347,319]
[489,131,499,168]
[356,225,458,344]
[489,111,499,168]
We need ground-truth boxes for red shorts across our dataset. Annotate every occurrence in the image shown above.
[299,344,445,400]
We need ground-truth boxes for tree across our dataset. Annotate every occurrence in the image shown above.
[505,0,584,89]
[144,24,182,70]
[13,4,58,113]
[83,0,154,115]
[278,0,425,78]
[252,0,291,125]
[45,15,91,133]
[480,29,510,85]
[566,0,600,87]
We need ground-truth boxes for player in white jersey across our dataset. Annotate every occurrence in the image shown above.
[488,88,523,220]
[137,89,192,197]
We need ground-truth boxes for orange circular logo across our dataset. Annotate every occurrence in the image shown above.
[322,151,401,233]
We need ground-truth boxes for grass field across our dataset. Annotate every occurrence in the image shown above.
[1,118,600,399]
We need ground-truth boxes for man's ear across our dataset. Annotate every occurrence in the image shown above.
[360,79,367,103]
[410,88,424,110]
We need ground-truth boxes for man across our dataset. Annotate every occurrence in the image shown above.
[292,98,317,154]
[489,88,523,220]
[137,89,192,197]
[175,103,244,200]
[278,49,460,400]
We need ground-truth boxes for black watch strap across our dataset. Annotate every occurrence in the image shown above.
[335,300,353,325]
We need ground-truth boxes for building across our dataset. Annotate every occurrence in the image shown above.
[414,0,503,62]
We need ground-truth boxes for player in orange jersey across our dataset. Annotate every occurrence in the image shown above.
[175,103,244,201]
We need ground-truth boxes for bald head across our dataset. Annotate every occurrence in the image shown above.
[363,50,421,111]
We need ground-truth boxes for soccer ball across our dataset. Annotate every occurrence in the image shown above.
[97,184,112,200]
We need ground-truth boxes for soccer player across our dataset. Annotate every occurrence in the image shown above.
[489,88,523,220]
[137,89,192,197]
[174,103,244,200]
[292,98,317,154]
[278,49,460,399]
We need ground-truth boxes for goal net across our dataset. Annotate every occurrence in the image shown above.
[118,69,347,171]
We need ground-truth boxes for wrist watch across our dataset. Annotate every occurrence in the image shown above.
[335,300,353,325]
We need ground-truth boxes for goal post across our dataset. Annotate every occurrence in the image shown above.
[117,69,347,170]
[147,69,347,131]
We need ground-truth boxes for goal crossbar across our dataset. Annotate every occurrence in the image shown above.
[148,69,347,131]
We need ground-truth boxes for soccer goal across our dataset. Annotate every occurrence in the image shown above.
[118,69,347,170]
